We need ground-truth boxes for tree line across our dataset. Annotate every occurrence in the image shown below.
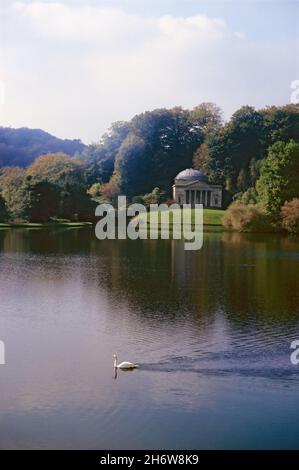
[0,102,298,229]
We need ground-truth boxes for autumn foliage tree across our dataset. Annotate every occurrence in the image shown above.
[0,153,96,222]
[0,167,29,220]
[26,153,96,220]
[281,199,299,233]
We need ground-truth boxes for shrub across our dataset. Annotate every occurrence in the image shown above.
[142,187,166,207]
[165,198,176,206]
[222,202,272,232]
[281,199,299,233]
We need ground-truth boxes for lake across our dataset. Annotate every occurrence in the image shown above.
[0,228,299,449]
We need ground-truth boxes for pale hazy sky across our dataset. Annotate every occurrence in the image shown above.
[0,0,298,143]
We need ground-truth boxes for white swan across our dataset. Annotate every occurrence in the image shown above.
[113,354,139,370]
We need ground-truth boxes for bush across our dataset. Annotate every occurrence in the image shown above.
[165,198,176,206]
[140,187,166,208]
[222,202,272,232]
[281,199,299,233]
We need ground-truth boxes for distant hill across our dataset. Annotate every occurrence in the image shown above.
[0,127,86,168]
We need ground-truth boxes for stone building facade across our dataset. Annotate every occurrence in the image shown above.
[173,169,222,208]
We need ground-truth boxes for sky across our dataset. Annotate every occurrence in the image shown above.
[0,0,298,143]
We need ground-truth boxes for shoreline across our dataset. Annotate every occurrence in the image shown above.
[0,222,287,235]
[0,222,93,229]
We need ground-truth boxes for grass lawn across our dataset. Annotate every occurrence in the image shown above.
[134,208,225,229]
[0,209,225,231]
[202,209,225,225]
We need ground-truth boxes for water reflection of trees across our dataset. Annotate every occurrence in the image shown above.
[1,229,299,327]
[218,232,299,324]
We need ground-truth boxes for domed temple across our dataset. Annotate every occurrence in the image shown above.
[172,169,222,208]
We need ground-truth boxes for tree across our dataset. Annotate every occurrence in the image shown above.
[0,194,7,221]
[26,152,86,189]
[256,140,299,217]
[142,187,166,207]
[96,178,120,204]
[0,167,29,220]
[25,153,96,220]
[189,102,223,133]
[193,143,209,173]
[81,121,131,185]
[281,199,299,233]
[205,105,264,191]
[249,158,262,186]
[113,134,149,197]
[225,106,264,185]
[26,181,60,222]
[202,128,233,186]
[236,168,249,192]
[201,104,299,205]
[112,107,203,198]
[261,104,299,145]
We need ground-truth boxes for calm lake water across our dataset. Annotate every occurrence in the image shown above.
[0,228,299,449]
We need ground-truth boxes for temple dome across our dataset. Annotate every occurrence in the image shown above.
[175,168,208,182]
